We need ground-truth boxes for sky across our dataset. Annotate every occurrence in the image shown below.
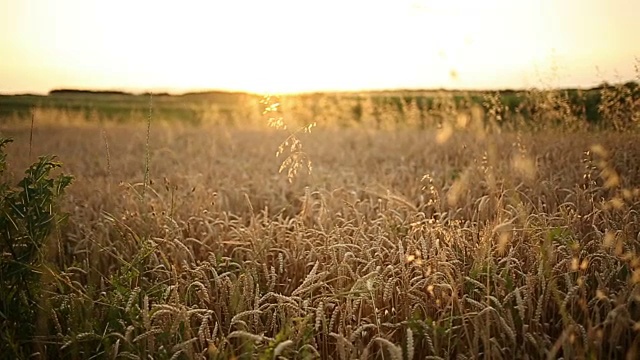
[0,0,638,94]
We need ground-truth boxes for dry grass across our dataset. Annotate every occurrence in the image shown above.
[2,108,640,359]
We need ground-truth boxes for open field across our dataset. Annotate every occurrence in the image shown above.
[1,91,640,359]
[1,81,638,129]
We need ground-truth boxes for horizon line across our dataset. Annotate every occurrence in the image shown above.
[1,79,638,97]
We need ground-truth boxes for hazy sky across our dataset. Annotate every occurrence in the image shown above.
[1,0,638,94]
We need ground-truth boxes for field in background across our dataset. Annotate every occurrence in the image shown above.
[1,79,639,130]
[1,80,640,359]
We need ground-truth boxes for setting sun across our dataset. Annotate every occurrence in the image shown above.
[2,1,640,358]
[1,0,638,94]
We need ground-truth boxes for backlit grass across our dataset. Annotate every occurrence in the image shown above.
[1,75,640,358]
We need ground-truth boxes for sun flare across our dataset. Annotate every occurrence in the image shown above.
[1,0,638,94]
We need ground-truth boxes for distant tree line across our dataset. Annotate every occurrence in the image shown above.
[49,89,133,96]
[344,81,640,131]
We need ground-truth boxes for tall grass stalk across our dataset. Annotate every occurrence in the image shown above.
[143,93,152,199]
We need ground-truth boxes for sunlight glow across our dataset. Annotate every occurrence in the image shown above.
[1,0,638,94]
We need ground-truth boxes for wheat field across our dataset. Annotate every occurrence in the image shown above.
[1,89,640,359]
